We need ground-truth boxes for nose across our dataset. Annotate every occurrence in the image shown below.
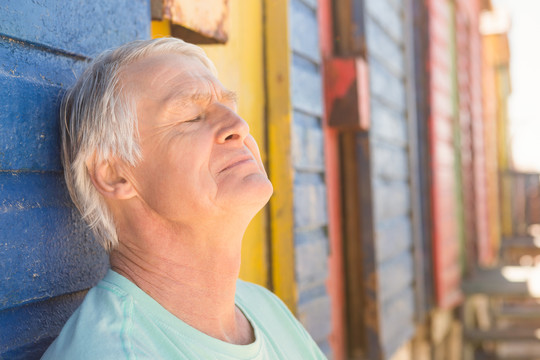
[215,105,250,144]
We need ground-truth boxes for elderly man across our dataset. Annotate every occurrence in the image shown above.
[42,38,326,359]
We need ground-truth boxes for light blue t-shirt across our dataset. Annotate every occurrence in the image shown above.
[42,270,326,359]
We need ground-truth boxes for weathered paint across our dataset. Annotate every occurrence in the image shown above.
[265,0,297,311]
[455,0,492,267]
[289,0,331,354]
[403,0,432,323]
[324,58,370,130]
[162,0,228,43]
[0,0,149,357]
[151,19,171,37]
[449,0,468,275]
[366,0,417,356]
[318,0,348,357]
[0,0,148,58]
[481,32,506,254]
[427,0,463,309]
[0,291,87,359]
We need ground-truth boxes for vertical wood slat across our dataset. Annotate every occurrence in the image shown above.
[265,0,297,312]
[403,0,430,322]
[428,0,463,309]
[341,131,382,360]
[319,0,348,357]
[408,0,440,316]
[332,0,367,57]
[454,2,476,273]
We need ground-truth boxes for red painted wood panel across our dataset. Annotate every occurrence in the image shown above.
[427,0,463,308]
[318,0,346,358]
[456,2,477,271]
[456,0,493,266]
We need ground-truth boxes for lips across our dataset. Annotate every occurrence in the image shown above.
[219,155,255,173]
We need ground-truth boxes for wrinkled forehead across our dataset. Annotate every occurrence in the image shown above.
[120,53,218,100]
[122,53,239,118]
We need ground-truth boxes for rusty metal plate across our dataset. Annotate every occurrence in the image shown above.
[323,57,370,130]
[162,0,229,44]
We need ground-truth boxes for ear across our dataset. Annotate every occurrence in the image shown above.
[88,157,137,200]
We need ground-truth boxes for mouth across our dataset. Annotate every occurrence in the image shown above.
[220,155,255,173]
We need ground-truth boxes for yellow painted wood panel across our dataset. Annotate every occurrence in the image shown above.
[265,0,297,312]
[150,0,269,288]
[151,19,171,37]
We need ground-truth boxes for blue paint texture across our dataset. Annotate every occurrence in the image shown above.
[289,0,331,357]
[0,0,150,58]
[0,0,150,358]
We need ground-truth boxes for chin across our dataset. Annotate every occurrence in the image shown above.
[234,174,274,211]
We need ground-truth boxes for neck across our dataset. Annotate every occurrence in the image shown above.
[109,207,254,345]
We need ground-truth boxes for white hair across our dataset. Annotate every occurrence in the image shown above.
[60,37,217,252]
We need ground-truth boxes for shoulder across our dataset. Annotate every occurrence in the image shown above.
[41,274,136,360]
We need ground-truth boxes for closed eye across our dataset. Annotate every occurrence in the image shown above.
[186,114,204,123]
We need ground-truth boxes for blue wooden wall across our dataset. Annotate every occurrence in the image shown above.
[0,1,149,358]
[289,0,332,357]
[365,0,417,357]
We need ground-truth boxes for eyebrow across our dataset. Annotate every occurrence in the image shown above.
[163,88,238,110]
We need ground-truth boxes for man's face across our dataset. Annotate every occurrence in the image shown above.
[121,53,273,225]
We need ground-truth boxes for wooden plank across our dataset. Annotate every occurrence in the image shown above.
[371,142,409,181]
[378,252,415,302]
[291,55,324,117]
[0,38,86,171]
[0,0,149,57]
[501,236,540,249]
[151,19,172,38]
[0,76,62,171]
[429,0,463,309]
[290,0,321,63]
[333,0,367,57]
[150,0,163,20]
[496,306,540,319]
[370,99,408,146]
[0,37,85,84]
[365,0,403,45]
[162,0,229,44]
[404,0,431,322]
[461,267,540,297]
[319,0,348,356]
[0,172,108,310]
[295,228,329,291]
[369,57,406,112]
[380,287,416,357]
[373,179,411,222]
[341,131,383,359]
[265,0,297,312]
[0,291,86,358]
[375,217,413,263]
[293,173,327,229]
[464,328,540,342]
[292,111,325,171]
[366,16,404,78]
[297,293,333,343]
